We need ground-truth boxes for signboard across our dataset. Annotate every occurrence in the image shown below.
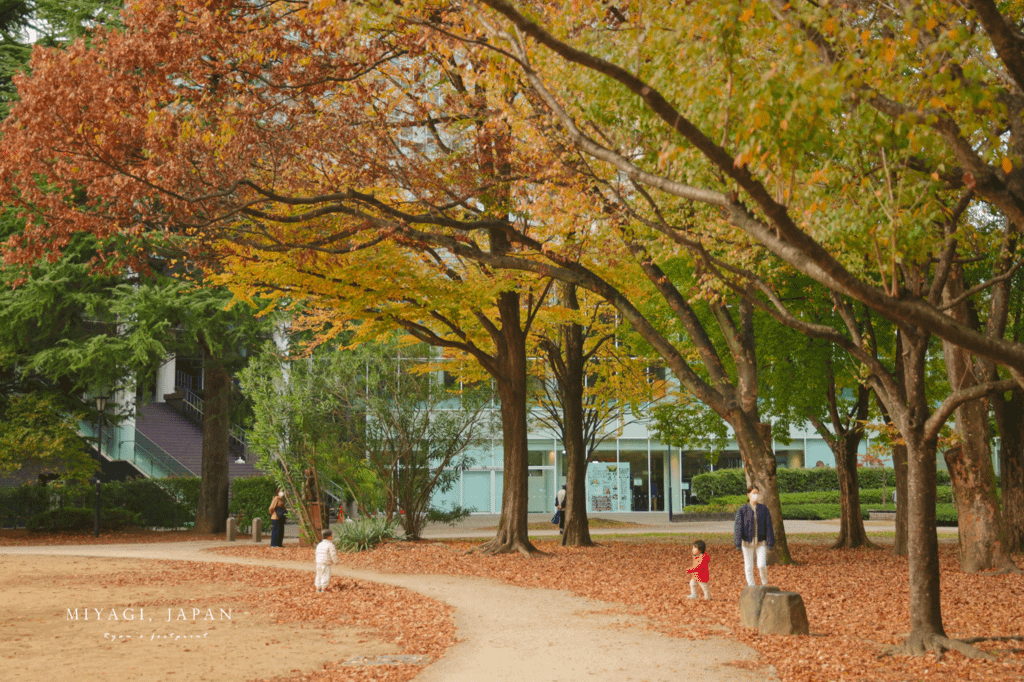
[586,461,632,512]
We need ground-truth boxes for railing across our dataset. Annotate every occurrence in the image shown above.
[133,432,195,478]
[322,477,346,508]
[80,421,193,479]
[175,370,197,392]
[176,386,248,456]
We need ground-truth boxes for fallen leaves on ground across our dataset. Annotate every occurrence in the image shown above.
[215,539,1024,682]
[86,558,456,682]
[0,528,243,545]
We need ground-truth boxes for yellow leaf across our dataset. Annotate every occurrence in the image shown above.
[1002,157,1013,174]
[740,7,754,22]
[925,18,938,31]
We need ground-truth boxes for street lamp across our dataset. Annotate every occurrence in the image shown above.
[94,396,108,538]
[93,475,102,538]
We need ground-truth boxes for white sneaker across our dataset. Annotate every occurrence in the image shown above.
[686,594,698,599]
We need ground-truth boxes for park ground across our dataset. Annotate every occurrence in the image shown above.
[0,514,1022,682]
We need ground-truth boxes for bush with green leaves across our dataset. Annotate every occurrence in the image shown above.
[158,477,201,516]
[690,469,747,502]
[0,477,199,529]
[333,517,397,552]
[229,476,279,531]
[0,484,50,528]
[691,467,952,503]
[100,479,193,528]
[26,506,142,531]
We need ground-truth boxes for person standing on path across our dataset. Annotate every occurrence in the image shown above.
[733,485,774,586]
[269,490,287,547]
[686,539,711,600]
[555,484,567,535]
[315,529,340,592]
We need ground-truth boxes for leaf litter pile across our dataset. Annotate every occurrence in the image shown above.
[1,529,456,682]
[116,560,453,682]
[216,538,1024,682]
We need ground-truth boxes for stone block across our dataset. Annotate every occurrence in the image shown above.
[738,585,780,628]
[226,517,237,542]
[252,517,262,542]
[757,592,809,636]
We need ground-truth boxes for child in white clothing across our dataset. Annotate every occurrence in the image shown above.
[315,529,340,593]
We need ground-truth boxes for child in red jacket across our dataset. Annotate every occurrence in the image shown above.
[686,539,711,600]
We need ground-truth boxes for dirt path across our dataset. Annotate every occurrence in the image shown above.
[0,542,771,682]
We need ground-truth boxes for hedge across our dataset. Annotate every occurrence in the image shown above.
[229,476,279,531]
[26,507,143,531]
[0,477,202,529]
[690,467,952,503]
[701,486,954,507]
[683,500,960,525]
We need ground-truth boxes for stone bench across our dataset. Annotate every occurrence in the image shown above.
[868,510,896,521]
[739,585,809,636]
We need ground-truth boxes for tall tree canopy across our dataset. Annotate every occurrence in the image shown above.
[2,0,1023,655]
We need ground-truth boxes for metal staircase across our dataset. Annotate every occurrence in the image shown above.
[80,419,192,479]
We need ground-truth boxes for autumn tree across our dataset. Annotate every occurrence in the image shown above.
[447,0,1024,656]
[0,0,804,562]
[529,280,651,547]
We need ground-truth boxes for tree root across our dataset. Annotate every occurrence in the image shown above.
[882,633,997,661]
[973,561,1024,575]
[472,537,546,557]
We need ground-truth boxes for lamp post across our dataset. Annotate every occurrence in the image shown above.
[94,395,108,538]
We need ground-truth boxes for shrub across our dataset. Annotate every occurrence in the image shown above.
[690,469,746,502]
[935,503,958,526]
[26,507,142,531]
[229,476,279,532]
[101,479,193,528]
[692,467,952,502]
[158,477,201,516]
[0,484,51,528]
[333,517,397,552]
[779,503,866,521]
[681,501,740,515]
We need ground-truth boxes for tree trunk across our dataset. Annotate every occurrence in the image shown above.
[828,384,874,549]
[892,443,909,556]
[478,290,539,556]
[943,442,1016,572]
[833,430,875,549]
[993,389,1024,553]
[900,433,948,653]
[941,339,1016,571]
[195,344,230,534]
[941,266,1017,571]
[739,419,792,565]
[559,289,593,547]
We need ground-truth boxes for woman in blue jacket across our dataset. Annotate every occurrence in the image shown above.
[733,485,774,586]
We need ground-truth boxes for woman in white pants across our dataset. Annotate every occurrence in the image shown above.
[733,486,775,586]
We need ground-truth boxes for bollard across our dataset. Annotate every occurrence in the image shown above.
[252,517,262,542]
[226,517,237,542]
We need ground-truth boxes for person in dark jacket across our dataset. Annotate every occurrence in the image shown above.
[269,490,287,547]
[555,485,567,534]
[733,485,774,586]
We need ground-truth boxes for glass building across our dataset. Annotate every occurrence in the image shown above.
[432,415,850,515]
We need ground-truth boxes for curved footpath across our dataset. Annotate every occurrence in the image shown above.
[1,537,769,682]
